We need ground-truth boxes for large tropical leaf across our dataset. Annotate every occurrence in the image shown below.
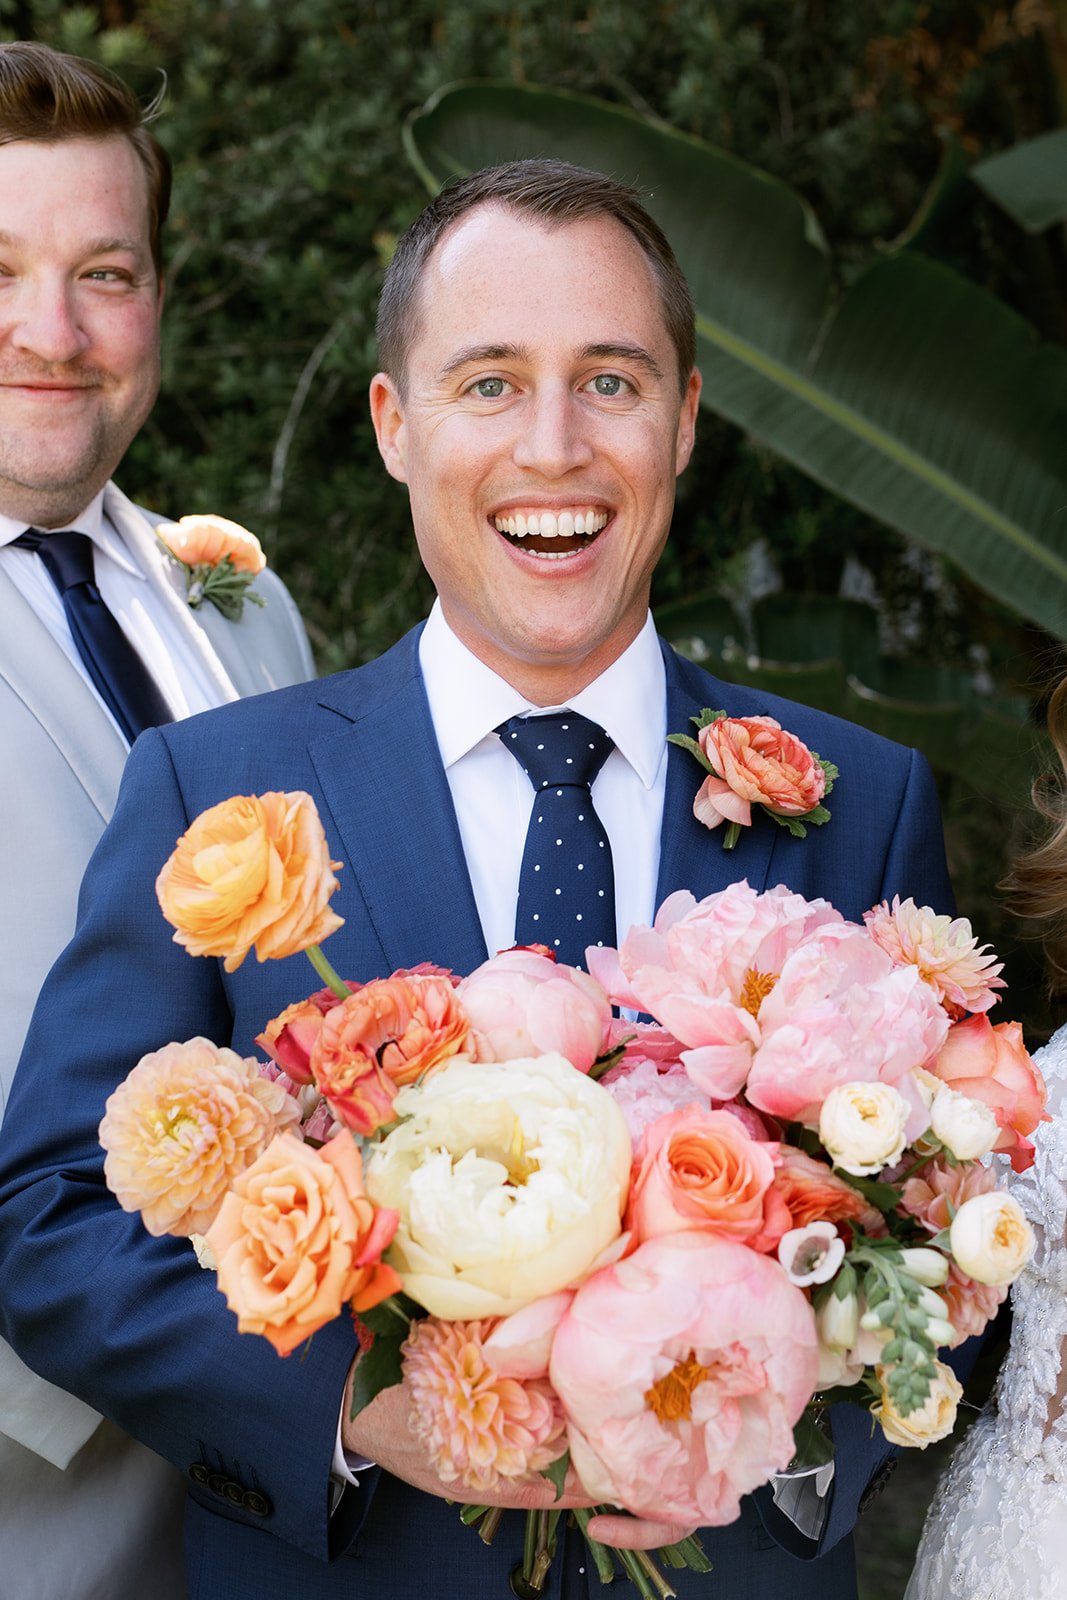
[971,128,1067,234]
[406,83,1067,641]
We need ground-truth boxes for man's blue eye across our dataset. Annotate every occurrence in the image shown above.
[592,374,623,396]
[475,377,505,398]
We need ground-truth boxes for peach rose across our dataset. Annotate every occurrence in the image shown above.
[100,1037,301,1236]
[770,1145,883,1234]
[205,1130,401,1356]
[156,791,344,972]
[694,715,826,831]
[158,514,266,574]
[627,1106,790,1253]
[926,1014,1049,1172]
[311,973,471,1135]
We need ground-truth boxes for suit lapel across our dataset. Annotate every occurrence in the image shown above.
[0,565,126,822]
[656,645,777,907]
[308,637,489,979]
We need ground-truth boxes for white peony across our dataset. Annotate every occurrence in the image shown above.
[364,1054,631,1318]
[819,1081,909,1176]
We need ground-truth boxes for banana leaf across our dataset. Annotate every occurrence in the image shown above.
[971,128,1067,234]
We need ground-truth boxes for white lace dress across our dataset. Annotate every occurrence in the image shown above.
[906,1026,1067,1600]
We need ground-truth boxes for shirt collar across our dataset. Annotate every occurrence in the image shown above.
[0,489,143,577]
[418,600,666,790]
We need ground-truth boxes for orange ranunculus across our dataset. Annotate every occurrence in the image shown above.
[927,1014,1049,1173]
[626,1105,790,1253]
[694,715,825,831]
[99,1037,301,1237]
[204,1130,402,1357]
[156,791,343,972]
[158,514,266,574]
[311,974,471,1135]
[770,1145,883,1234]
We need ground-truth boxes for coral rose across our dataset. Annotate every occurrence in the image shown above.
[926,1014,1048,1172]
[550,1232,818,1525]
[311,974,471,1135]
[158,514,266,574]
[403,1317,566,1494]
[204,1130,401,1356]
[100,1037,300,1236]
[627,1107,789,1253]
[459,949,611,1074]
[863,898,1004,1016]
[770,1146,882,1234]
[694,714,826,832]
[156,791,343,972]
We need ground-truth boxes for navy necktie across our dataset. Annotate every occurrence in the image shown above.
[496,711,617,970]
[13,528,172,743]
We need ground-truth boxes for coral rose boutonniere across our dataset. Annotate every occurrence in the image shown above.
[157,514,267,622]
[670,708,837,849]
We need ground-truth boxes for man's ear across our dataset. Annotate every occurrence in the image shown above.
[674,367,701,476]
[369,372,409,484]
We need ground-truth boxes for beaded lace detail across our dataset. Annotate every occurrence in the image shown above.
[905,1026,1067,1599]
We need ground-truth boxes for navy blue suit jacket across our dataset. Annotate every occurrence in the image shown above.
[0,628,953,1600]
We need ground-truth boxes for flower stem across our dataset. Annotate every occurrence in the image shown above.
[723,822,741,850]
[304,942,350,1000]
[570,1509,617,1586]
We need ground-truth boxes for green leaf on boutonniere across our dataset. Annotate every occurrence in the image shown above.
[187,556,267,622]
[666,732,719,776]
[690,708,727,730]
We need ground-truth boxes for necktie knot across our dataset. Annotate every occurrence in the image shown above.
[12,527,95,593]
[496,711,614,792]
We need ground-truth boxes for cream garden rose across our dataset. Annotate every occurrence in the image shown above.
[873,1360,962,1448]
[949,1192,1034,1286]
[363,1055,631,1319]
[928,1083,1000,1162]
[819,1081,909,1176]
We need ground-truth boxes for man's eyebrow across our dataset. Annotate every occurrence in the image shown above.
[437,344,531,381]
[0,230,145,257]
[581,343,664,381]
[437,340,665,383]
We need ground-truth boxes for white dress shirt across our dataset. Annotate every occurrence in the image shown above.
[0,492,221,741]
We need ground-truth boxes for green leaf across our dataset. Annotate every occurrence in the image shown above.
[839,1173,900,1214]
[764,810,808,837]
[349,1328,405,1415]
[540,1450,570,1501]
[791,1409,836,1470]
[407,83,1067,641]
[971,129,1067,235]
[665,731,717,774]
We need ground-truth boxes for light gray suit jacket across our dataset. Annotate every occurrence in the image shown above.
[0,481,314,1599]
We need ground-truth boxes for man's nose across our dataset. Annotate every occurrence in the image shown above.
[9,278,91,365]
[511,386,594,478]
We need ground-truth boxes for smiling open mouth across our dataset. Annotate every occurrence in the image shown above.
[493,507,609,558]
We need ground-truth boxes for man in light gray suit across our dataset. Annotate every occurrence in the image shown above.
[0,41,313,1599]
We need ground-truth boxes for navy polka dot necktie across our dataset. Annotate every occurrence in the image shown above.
[496,711,617,970]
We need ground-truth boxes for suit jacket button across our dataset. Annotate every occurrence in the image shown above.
[224,1481,245,1506]
[243,1489,272,1518]
[187,1463,210,1487]
[207,1472,228,1498]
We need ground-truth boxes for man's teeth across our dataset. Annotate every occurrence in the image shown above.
[493,509,609,539]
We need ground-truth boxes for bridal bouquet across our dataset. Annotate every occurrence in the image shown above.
[99,790,1047,1600]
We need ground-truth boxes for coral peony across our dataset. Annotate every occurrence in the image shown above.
[403,1317,566,1493]
[863,898,1005,1016]
[158,514,266,574]
[311,973,471,1135]
[100,1037,300,1236]
[364,1055,631,1319]
[205,1131,401,1356]
[926,1014,1048,1173]
[156,791,343,972]
[459,948,611,1074]
[550,1232,818,1525]
[693,714,827,832]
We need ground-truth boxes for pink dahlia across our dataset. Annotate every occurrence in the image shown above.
[863,898,1005,1017]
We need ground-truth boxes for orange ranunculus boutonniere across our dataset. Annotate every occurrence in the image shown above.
[157,514,267,622]
[670,708,837,850]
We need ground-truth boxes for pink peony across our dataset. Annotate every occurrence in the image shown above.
[403,1316,566,1494]
[745,923,949,1132]
[863,898,1005,1016]
[458,948,611,1074]
[601,1058,708,1147]
[902,1159,1008,1345]
[550,1233,818,1525]
[926,1014,1049,1173]
[693,715,826,832]
[604,1016,685,1068]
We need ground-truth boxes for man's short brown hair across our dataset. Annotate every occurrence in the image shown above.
[377,159,696,395]
[0,40,171,275]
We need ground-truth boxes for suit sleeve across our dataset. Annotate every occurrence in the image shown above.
[0,728,376,1562]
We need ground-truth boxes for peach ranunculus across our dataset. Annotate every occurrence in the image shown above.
[627,1107,790,1254]
[403,1316,566,1494]
[458,949,612,1074]
[549,1232,818,1525]
[310,973,471,1135]
[691,713,829,834]
[925,1014,1049,1173]
[156,791,344,972]
[204,1130,401,1356]
[770,1145,883,1235]
[901,1157,1007,1345]
[256,984,358,1085]
[863,898,1005,1017]
[158,514,266,575]
[100,1037,301,1237]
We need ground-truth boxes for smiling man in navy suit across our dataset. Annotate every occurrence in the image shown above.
[0,161,952,1600]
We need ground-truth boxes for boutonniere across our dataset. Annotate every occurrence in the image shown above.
[668,708,837,850]
[157,515,268,622]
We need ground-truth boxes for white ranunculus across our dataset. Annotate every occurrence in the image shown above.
[819,1082,909,1176]
[949,1191,1034,1286]
[928,1084,1000,1162]
[363,1054,631,1318]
